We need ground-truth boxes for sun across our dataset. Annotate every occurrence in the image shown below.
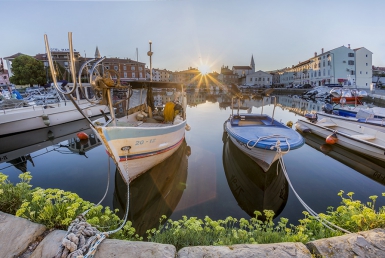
[198,64,210,75]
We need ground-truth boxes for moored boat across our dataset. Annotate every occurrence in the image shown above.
[224,96,304,172]
[295,116,385,162]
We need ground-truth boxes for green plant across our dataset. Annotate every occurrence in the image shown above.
[0,172,33,214]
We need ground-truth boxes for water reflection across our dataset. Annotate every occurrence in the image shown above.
[222,135,288,220]
[113,139,190,236]
[300,131,385,186]
[0,119,101,172]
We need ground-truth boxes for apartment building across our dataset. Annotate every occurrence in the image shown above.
[279,45,372,88]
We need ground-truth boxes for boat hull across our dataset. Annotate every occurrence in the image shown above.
[0,100,109,136]
[227,134,281,172]
[92,118,186,183]
[296,119,385,162]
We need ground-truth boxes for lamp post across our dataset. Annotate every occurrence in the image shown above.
[147,40,153,82]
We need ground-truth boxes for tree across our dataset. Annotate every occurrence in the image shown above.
[9,55,46,86]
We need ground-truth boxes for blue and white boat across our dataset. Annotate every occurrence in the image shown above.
[224,97,304,172]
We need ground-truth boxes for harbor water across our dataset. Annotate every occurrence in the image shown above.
[1,91,385,237]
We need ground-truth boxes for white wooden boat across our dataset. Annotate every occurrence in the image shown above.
[44,33,189,184]
[0,94,110,136]
[295,116,385,162]
[316,112,385,131]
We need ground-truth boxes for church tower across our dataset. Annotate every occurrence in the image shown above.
[250,55,255,73]
[95,46,101,59]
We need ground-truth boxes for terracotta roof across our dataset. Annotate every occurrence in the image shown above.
[4,53,29,59]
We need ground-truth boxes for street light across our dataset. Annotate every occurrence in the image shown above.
[147,40,153,82]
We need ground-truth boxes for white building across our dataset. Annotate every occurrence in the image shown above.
[279,45,373,89]
[232,55,255,78]
[245,70,273,87]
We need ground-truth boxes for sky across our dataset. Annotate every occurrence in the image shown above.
[1,0,385,74]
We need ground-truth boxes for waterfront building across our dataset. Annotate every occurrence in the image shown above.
[146,68,172,82]
[279,45,373,89]
[0,58,10,86]
[245,70,273,87]
[218,65,238,85]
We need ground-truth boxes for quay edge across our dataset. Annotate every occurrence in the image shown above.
[1,212,385,258]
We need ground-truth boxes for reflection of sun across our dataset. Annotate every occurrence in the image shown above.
[198,64,210,75]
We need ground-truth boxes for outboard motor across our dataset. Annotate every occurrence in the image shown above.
[322,103,333,114]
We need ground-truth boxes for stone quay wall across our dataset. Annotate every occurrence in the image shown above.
[1,212,385,258]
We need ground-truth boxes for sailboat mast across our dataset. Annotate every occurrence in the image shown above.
[136,48,139,80]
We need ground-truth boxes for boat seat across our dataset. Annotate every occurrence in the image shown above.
[238,120,264,126]
[350,134,376,140]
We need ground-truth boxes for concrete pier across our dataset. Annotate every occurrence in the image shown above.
[1,212,385,257]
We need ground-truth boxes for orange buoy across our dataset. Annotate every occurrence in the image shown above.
[77,132,89,140]
[325,132,338,145]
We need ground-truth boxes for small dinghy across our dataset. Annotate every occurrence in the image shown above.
[224,96,304,172]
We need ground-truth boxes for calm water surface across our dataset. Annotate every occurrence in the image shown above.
[1,93,385,236]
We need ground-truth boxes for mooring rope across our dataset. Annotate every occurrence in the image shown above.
[247,135,291,154]
[274,141,351,234]
[55,151,131,258]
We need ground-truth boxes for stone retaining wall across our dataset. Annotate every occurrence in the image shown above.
[1,212,384,257]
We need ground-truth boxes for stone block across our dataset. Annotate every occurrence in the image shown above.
[0,211,46,257]
[306,228,385,258]
[177,242,312,258]
[31,229,176,258]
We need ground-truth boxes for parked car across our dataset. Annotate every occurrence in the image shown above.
[302,84,312,89]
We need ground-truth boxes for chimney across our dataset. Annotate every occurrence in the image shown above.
[348,44,350,49]
[322,48,324,54]
[314,52,317,57]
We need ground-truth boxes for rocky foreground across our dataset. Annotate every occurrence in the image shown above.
[1,211,385,257]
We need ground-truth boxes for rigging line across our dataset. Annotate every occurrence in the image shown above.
[277,153,351,234]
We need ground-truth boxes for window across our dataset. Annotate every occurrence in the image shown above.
[318,71,321,76]
[123,66,126,70]
[254,78,257,81]
[351,71,354,75]
[131,66,135,71]
[64,62,68,67]
[323,61,325,67]
[348,60,354,65]
[366,63,368,66]
[366,72,368,74]
[366,54,368,57]
[323,69,325,76]
[114,66,118,71]
[267,78,270,81]
[328,70,330,75]
[360,71,362,74]
[250,78,252,82]
[139,67,142,71]
[124,72,127,78]
[328,61,330,66]
[132,72,135,77]
[348,53,354,57]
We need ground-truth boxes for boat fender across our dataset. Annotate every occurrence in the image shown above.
[294,122,311,133]
[340,97,346,105]
[326,132,338,144]
[286,121,293,128]
[42,114,50,126]
[77,132,89,140]
[185,124,191,131]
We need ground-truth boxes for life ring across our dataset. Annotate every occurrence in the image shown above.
[340,97,346,104]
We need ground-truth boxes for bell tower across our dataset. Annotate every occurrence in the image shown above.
[250,55,255,73]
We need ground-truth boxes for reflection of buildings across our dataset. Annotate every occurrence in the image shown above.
[300,132,385,186]
[276,95,325,116]
[222,136,288,220]
[113,140,190,237]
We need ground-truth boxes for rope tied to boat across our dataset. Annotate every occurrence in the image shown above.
[274,143,351,234]
[55,150,131,258]
[246,135,291,154]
